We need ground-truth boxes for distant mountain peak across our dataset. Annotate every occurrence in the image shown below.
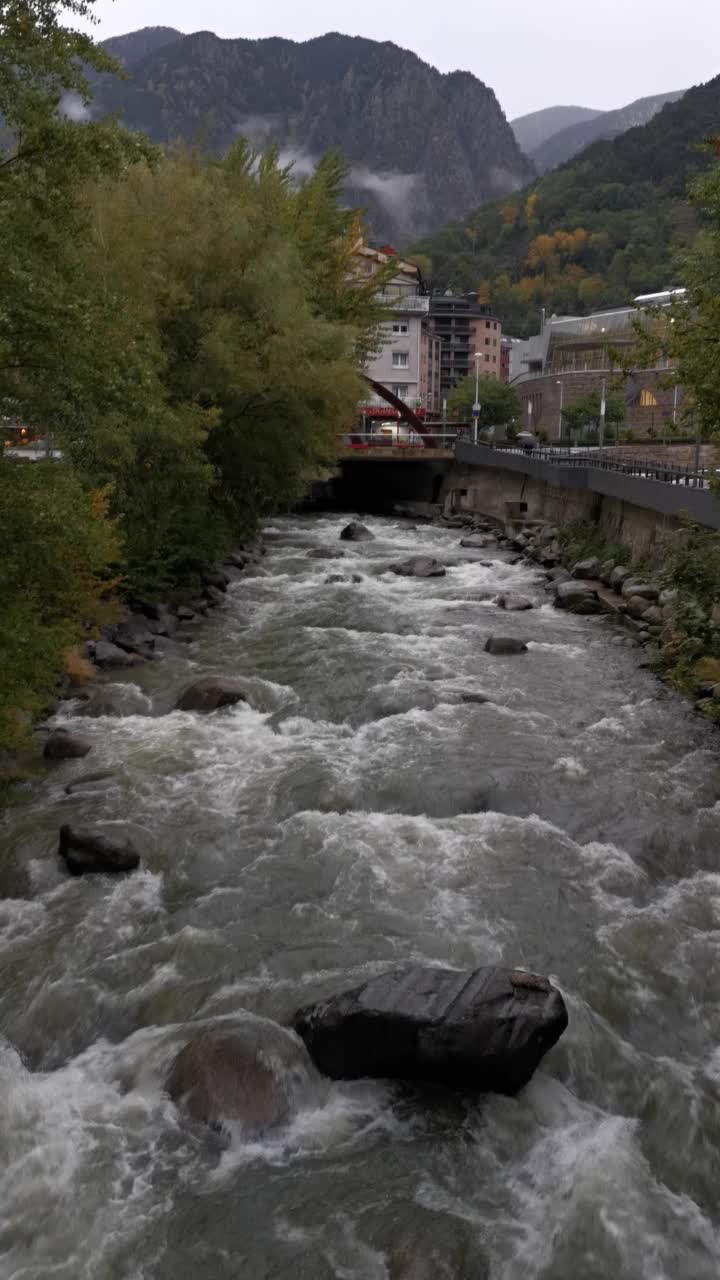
[89,27,533,240]
[528,89,686,172]
[511,105,603,153]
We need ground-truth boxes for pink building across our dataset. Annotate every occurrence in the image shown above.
[467,312,503,380]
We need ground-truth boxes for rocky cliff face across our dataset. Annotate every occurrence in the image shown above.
[92,29,534,240]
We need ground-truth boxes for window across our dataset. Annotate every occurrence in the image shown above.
[493,339,497,347]
[392,321,409,334]
[392,384,409,397]
[485,320,491,329]
[485,353,490,361]
[485,338,490,345]
[392,351,409,368]
[493,322,498,330]
[640,389,658,407]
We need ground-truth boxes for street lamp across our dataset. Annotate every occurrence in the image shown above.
[556,379,564,442]
[473,351,482,445]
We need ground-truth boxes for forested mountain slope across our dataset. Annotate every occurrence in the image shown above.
[416,74,720,334]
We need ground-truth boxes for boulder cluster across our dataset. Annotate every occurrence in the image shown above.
[505,521,669,646]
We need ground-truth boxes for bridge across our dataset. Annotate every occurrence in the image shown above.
[317,436,720,550]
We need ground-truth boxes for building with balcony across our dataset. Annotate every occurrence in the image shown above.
[429,293,504,401]
[512,290,686,437]
[357,243,443,418]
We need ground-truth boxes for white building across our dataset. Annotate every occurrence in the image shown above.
[355,243,442,422]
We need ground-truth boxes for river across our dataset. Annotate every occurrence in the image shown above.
[1,513,720,1279]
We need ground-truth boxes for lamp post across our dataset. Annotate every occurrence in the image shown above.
[556,379,564,442]
[599,377,607,455]
[672,380,679,427]
[473,351,482,445]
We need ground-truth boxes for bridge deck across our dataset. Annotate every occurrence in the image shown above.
[338,446,454,461]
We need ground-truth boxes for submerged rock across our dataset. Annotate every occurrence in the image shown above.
[93,640,142,669]
[484,636,528,654]
[553,581,603,615]
[43,729,92,760]
[390,557,446,578]
[176,677,247,713]
[64,770,116,795]
[340,521,374,542]
[58,824,140,875]
[496,594,533,612]
[166,1019,322,1135]
[460,535,495,549]
[293,965,567,1095]
[458,691,493,705]
[111,615,157,657]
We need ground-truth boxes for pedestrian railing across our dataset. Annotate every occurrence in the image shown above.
[492,445,710,488]
[339,430,469,450]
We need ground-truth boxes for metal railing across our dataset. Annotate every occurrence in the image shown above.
[493,444,710,488]
[339,430,467,450]
[374,294,430,313]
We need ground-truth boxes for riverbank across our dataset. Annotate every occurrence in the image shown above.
[0,543,267,789]
[485,511,720,722]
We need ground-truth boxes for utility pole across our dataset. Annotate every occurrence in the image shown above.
[599,378,606,455]
[473,351,482,445]
[672,380,679,427]
[556,379,564,443]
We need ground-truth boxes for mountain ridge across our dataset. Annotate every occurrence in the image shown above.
[511,105,602,153]
[415,73,720,335]
[89,27,534,240]
[530,89,686,171]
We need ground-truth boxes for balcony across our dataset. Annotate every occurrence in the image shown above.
[375,294,430,313]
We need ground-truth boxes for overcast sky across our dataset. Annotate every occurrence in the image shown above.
[86,0,719,119]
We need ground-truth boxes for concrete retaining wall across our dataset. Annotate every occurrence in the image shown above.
[447,442,720,557]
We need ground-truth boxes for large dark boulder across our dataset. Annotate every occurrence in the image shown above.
[203,585,227,607]
[553,581,603,615]
[43,729,92,760]
[496,593,533,612]
[293,966,567,1095]
[571,557,601,579]
[484,635,528,654]
[390,557,446,578]
[460,535,495,549]
[340,521,374,542]
[166,1019,322,1135]
[111,615,157,656]
[58,824,140,875]
[176,677,247,713]
[202,568,230,592]
[93,640,142,669]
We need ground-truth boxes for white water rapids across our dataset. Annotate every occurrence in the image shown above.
[1,514,720,1279]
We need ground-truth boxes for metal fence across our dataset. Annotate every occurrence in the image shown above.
[494,445,710,488]
[339,430,469,450]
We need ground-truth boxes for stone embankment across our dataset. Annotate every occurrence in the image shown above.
[490,516,720,719]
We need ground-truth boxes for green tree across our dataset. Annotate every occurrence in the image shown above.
[561,389,625,439]
[448,375,521,430]
[0,463,120,751]
[646,146,720,437]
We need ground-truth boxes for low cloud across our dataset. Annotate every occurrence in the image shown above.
[489,165,524,194]
[277,146,319,179]
[59,92,91,122]
[348,166,423,224]
[234,113,281,143]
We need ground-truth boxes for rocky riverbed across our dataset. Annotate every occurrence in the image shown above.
[2,514,720,1278]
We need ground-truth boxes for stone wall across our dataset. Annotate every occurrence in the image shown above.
[442,443,720,559]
